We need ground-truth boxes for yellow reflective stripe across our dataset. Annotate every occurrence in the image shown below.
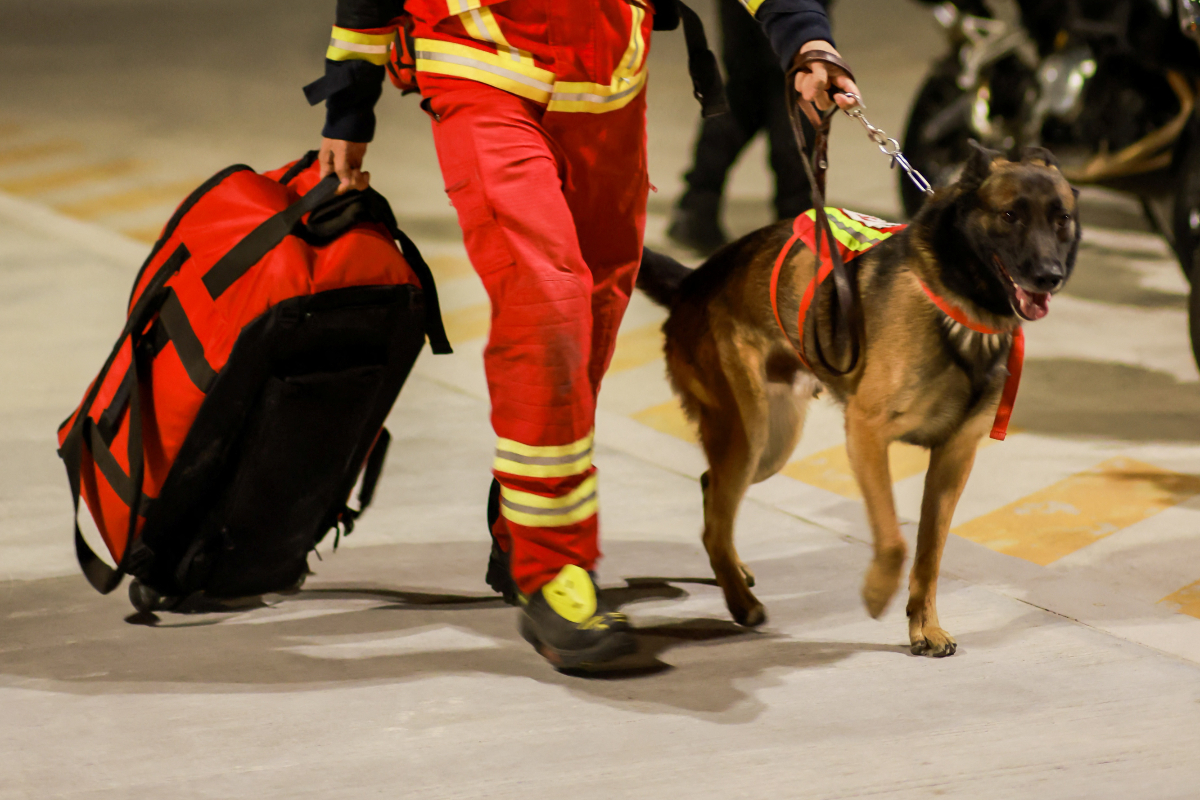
[445,0,488,13]
[458,8,535,67]
[547,70,647,114]
[494,451,592,479]
[828,209,889,248]
[615,5,647,78]
[804,208,880,252]
[414,38,555,103]
[495,430,593,459]
[545,5,647,114]
[500,477,599,528]
[326,26,394,65]
[740,0,768,14]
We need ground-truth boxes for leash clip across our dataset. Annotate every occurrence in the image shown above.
[839,98,936,197]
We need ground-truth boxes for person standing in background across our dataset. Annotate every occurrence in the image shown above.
[669,0,834,255]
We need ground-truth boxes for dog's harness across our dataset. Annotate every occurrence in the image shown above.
[766,212,1024,441]
[775,51,1022,441]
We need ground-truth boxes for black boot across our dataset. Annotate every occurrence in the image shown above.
[518,564,636,670]
[484,478,518,605]
[667,190,729,256]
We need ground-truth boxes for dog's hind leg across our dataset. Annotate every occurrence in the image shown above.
[697,339,771,627]
[844,403,907,619]
[907,416,987,657]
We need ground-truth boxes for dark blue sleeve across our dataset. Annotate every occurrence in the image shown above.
[753,0,835,70]
[310,0,402,143]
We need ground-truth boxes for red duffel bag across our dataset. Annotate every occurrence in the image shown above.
[57,151,450,609]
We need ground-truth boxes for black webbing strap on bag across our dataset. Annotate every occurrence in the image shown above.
[64,175,343,593]
[785,50,863,377]
[203,174,341,298]
[299,177,452,355]
[334,427,391,547]
[60,244,185,593]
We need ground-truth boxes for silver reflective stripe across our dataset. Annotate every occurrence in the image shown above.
[550,80,642,106]
[330,38,390,55]
[415,50,554,93]
[468,9,494,42]
[827,212,883,246]
[495,447,592,467]
[501,490,598,517]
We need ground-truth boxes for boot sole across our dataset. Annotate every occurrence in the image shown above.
[518,614,637,671]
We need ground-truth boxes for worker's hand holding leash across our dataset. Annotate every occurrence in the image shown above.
[793,41,861,112]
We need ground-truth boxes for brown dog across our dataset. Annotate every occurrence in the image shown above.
[637,144,1080,656]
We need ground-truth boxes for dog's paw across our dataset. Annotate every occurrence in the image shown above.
[910,627,957,658]
[861,565,902,619]
[738,561,756,588]
[732,602,767,627]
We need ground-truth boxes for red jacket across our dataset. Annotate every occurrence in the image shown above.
[311,0,834,141]
[411,0,652,114]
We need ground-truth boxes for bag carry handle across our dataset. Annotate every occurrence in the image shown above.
[202,173,341,299]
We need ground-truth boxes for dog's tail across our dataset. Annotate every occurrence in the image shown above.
[636,247,693,308]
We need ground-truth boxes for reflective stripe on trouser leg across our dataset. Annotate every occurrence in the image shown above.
[425,79,646,594]
[493,431,599,594]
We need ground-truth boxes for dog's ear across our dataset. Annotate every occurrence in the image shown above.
[1019,146,1059,169]
[958,139,1004,190]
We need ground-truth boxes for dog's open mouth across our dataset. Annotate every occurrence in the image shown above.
[993,255,1051,321]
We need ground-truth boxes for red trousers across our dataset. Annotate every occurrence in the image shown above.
[424,78,649,594]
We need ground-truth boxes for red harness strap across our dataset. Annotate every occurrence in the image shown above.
[768,213,1024,442]
[915,279,1023,441]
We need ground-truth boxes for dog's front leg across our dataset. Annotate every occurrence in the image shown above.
[907,417,987,657]
[845,405,907,619]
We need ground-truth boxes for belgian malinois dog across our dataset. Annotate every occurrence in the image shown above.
[637,143,1079,656]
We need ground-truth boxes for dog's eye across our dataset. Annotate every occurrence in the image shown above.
[1002,210,1017,224]
[1059,213,1072,225]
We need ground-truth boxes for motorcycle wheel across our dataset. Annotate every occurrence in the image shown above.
[1191,270,1200,373]
[899,63,975,218]
[1172,118,1200,286]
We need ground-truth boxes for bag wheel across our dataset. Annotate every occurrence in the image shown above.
[128,579,179,613]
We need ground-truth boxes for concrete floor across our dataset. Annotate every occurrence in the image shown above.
[4,1,1200,797]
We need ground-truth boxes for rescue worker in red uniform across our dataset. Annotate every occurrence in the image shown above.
[311,0,860,670]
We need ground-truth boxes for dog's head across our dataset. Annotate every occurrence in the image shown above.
[949,141,1080,321]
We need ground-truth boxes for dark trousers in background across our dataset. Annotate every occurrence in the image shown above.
[675,0,832,241]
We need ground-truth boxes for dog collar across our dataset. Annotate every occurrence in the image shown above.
[915,277,1023,441]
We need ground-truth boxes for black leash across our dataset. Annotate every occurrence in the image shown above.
[785,50,863,377]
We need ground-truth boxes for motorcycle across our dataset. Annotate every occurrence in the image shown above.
[902,0,1200,369]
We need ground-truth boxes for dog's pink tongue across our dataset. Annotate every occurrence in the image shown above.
[1015,287,1050,321]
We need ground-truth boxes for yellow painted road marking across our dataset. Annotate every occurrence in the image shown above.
[0,139,82,167]
[427,254,474,281]
[608,322,664,375]
[954,457,1200,566]
[441,301,491,344]
[1160,580,1200,619]
[781,442,931,499]
[0,158,142,195]
[631,398,696,442]
[121,225,163,244]
[55,178,201,221]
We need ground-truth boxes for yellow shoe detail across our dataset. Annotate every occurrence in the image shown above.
[542,565,596,624]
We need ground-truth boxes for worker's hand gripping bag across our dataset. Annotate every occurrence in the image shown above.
[57,152,451,611]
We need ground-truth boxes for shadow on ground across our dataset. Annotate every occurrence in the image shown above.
[0,540,930,718]
[1015,358,1200,442]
